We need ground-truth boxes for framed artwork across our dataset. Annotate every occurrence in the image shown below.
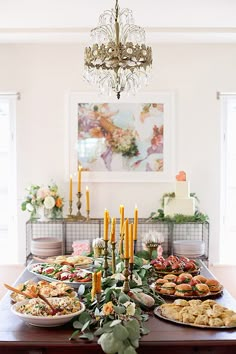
[67,92,175,182]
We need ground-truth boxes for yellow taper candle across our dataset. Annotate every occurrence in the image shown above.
[129,223,134,263]
[134,205,138,241]
[119,205,124,235]
[86,186,90,211]
[103,209,109,241]
[124,218,129,258]
[69,175,73,202]
[78,165,82,193]
[110,217,116,243]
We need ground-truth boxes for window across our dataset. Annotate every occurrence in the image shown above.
[220,93,236,264]
[0,94,18,263]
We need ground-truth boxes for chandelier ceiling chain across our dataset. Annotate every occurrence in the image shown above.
[84,0,153,99]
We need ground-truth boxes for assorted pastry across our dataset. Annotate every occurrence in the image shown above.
[157,299,236,327]
[154,272,222,297]
[34,255,93,267]
[150,255,200,274]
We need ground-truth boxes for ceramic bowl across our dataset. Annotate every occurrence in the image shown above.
[11,297,85,327]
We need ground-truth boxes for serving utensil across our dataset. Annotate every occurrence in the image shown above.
[4,283,59,315]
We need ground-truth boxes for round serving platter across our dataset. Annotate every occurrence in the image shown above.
[27,263,92,288]
[154,306,236,329]
[150,283,223,300]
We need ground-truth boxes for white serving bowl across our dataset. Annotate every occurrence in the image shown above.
[11,298,85,327]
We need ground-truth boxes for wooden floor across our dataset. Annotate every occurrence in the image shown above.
[0,264,25,299]
[0,264,235,300]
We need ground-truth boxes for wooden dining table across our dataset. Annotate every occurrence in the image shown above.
[1,261,236,354]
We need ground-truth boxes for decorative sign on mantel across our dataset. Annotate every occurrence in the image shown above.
[67,92,175,182]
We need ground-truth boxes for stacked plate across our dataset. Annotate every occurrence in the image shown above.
[173,240,205,258]
[31,238,62,257]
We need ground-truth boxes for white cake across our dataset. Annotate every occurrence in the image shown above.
[164,181,195,217]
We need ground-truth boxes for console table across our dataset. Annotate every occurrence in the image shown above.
[0,261,235,354]
[26,219,209,263]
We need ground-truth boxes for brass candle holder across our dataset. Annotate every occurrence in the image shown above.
[146,242,158,261]
[66,200,74,220]
[96,292,101,305]
[74,192,86,221]
[103,239,109,278]
[111,242,116,274]
[119,233,124,259]
[86,210,90,221]
[129,262,134,280]
[122,258,130,294]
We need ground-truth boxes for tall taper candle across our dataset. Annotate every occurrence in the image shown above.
[134,205,138,241]
[86,186,90,211]
[78,165,82,193]
[103,209,109,241]
[69,175,73,202]
[124,219,129,259]
[129,223,134,264]
[119,205,124,235]
[110,217,116,243]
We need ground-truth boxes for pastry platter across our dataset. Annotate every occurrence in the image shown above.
[33,255,93,268]
[27,263,92,288]
[154,306,236,329]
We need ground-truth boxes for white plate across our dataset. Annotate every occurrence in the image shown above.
[31,238,63,249]
[27,263,92,289]
[11,298,85,327]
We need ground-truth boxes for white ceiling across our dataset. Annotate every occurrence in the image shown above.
[0,0,236,43]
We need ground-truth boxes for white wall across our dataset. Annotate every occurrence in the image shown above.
[1,43,236,264]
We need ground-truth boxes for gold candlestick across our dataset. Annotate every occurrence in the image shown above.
[111,242,116,274]
[66,200,74,220]
[75,192,86,221]
[147,242,158,261]
[122,258,130,294]
[86,210,90,221]
[103,239,109,277]
[119,233,124,259]
[129,262,134,280]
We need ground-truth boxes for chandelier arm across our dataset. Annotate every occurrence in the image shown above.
[91,25,114,41]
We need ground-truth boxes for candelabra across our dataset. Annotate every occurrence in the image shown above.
[111,242,116,274]
[122,258,130,294]
[74,192,86,221]
[103,240,109,278]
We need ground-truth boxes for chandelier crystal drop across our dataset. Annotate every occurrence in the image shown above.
[84,0,153,99]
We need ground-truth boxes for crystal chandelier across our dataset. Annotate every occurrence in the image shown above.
[84,0,152,99]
